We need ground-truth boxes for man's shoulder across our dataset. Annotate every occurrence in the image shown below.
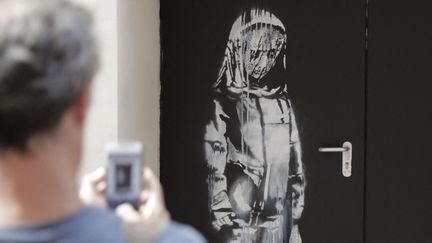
[67,207,126,242]
[0,207,126,243]
[157,221,207,243]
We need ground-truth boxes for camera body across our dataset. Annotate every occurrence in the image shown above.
[106,141,143,209]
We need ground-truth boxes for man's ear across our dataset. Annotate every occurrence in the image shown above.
[72,82,91,125]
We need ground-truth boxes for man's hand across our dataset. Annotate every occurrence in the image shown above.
[115,167,170,224]
[79,167,108,208]
[115,167,170,243]
[80,167,170,222]
[80,167,171,243]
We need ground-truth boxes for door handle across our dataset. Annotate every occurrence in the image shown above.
[318,147,349,152]
[318,141,352,177]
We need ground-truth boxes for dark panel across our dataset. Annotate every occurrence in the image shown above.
[367,0,432,242]
[160,0,365,242]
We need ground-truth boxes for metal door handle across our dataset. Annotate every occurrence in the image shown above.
[318,147,349,152]
[318,141,352,177]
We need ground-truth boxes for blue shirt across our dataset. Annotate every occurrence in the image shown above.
[0,207,206,243]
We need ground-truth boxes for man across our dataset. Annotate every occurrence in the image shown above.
[0,0,206,242]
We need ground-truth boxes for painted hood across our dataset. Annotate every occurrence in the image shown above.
[214,9,289,98]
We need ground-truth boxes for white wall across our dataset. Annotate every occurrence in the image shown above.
[77,0,161,176]
[78,0,119,175]
[118,0,160,175]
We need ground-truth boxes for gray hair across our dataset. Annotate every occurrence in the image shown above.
[0,0,99,149]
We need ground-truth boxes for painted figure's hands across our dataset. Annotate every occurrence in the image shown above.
[212,213,234,231]
[212,213,247,231]
[291,179,305,222]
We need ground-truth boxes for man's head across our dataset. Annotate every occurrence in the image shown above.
[0,0,98,153]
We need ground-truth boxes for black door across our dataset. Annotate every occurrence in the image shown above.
[160,0,366,242]
[366,0,432,242]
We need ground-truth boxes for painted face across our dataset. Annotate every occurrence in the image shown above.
[243,25,286,81]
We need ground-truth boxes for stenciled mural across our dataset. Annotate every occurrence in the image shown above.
[204,8,306,243]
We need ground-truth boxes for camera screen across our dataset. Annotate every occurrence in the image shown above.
[115,164,132,192]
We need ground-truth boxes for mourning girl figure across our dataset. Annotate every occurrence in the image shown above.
[204,9,306,243]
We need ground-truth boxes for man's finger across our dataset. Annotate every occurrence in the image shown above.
[95,181,107,194]
[142,167,161,192]
[140,191,150,204]
[89,167,106,187]
[116,203,140,223]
